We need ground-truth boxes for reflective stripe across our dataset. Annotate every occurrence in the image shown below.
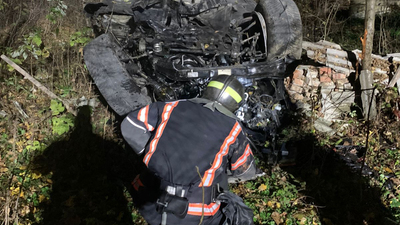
[231,143,252,170]
[187,202,221,216]
[126,117,146,132]
[143,101,178,166]
[208,81,224,89]
[138,105,155,131]
[225,86,242,103]
[207,81,242,103]
[199,122,242,187]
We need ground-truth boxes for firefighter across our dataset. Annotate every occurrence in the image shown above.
[121,75,262,225]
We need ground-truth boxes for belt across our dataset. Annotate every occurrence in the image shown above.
[156,185,189,224]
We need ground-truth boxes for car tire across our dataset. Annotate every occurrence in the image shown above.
[256,0,302,61]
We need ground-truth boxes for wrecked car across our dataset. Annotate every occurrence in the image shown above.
[83,0,302,148]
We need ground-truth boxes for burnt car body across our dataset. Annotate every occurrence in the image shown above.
[83,0,302,147]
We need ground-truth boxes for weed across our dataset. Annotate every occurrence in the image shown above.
[50,100,74,135]
[7,30,50,71]
[234,167,319,224]
[46,0,67,24]
[69,28,92,47]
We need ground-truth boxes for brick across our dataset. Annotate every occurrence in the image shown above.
[305,76,312,85]
[308,68,319,78]
[332,72,347,80]
[293,78,304,86]
[335,78,348,85]
[319,67,332,75]
[320,82,336,90]
[343,83,353,90]
[289,84,303,93]
[312,78,321,87]
[304,92,312,98]
[331,92,355,104]
[335,79,351,90]
[293,69,305,80]
[293,93,304,100]
[320,75,332,83]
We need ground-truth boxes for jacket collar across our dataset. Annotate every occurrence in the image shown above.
[188,98,238,120]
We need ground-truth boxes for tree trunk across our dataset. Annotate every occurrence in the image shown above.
[360,0,377,120]
[362,0,376,71]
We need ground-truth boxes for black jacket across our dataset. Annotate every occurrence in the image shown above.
[121,99,257,224]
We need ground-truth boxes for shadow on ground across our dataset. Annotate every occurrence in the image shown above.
[282,135,396,225]
[32,106,144,225]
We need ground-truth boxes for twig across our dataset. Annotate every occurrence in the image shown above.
[12,197,19,225]
[12,120,16,154]
[195,166,205,225]
[13,101,29,119]
[1,55,77,116]
[4,190,10,225]
[105,4,115,34]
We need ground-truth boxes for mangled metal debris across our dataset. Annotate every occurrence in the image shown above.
[83,0,304,149]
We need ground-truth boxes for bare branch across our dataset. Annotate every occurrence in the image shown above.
[1,55,77,116]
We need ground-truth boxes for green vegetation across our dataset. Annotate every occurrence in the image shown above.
[1,0,400,224]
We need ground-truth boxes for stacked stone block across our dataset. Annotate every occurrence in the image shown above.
[286,66,355,121]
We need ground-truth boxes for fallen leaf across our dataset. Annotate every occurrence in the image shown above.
[271,211,281,224]
[384,167,393,174]
[39,194,46,202]
[258,184,267,191]
[19,165,27,170]
[11,186,20,196]
[32,172,42,179]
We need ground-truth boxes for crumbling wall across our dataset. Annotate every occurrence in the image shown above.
[286,40,400,123]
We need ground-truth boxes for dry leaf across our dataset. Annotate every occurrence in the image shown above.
[271,211,281,225]
[39,194,46,202]
[32,172,42,179]
[258,183,267,191]
[384,167,393,174]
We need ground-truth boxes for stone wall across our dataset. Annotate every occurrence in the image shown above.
[286,65,355,121]
[286,40,400,124]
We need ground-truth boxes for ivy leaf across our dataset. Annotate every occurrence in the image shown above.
[52,115,74,135]
[11,50,21,58]
[32,34,42,46]
[50,100,65,116]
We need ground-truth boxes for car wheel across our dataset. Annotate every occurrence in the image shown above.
[256,0,302,61]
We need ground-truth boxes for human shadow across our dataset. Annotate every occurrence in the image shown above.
[282,134,396,225]
[31,106,143,225]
